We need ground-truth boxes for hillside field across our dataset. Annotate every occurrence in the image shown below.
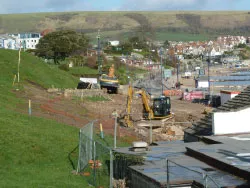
[1,11,250,42]
[0,49,88,187]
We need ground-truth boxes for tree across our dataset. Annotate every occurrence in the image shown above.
[128,36,150,50]
[163,40,170,48]
[36,30,89,64]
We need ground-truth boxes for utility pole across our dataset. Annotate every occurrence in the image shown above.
[17,45,21,83]
[160,47,164,95]
[207,57,211,104]
[176,56,179,85]
[126,52,130,83]
[97,30,102,75]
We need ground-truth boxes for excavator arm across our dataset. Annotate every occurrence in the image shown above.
[124,87,172,127]
[124,85,133,127]
[136,89,154,119]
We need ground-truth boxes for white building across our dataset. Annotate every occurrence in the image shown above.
[220,90,240,105]
[195,76,209,88]
[0,34,17,50]
[10,33,41,50]
[109,40,120,47]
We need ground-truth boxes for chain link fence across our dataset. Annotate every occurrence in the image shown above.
[77,121,221,188]
[77,121,113,188]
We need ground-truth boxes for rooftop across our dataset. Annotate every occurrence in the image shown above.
[114,139,249,187]
[185,85,250,140]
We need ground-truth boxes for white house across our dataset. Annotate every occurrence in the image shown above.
[0,34,17,50]
[109,40,120,47]
[10,33,41,50]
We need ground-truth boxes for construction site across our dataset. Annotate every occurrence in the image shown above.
[12,56,250,188]
[11,32,250,187]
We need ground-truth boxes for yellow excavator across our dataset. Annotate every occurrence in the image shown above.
[124,85,172,127]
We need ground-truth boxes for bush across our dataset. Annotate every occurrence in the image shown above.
[86,56,98,69]
[58,63,69,71]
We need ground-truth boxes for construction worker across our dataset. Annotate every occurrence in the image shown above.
[108,64,115,77]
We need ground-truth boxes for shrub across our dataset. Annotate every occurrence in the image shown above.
[58,63,69,71]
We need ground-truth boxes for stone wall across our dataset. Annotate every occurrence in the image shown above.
[47,88,109,98]
[64,89,106,98]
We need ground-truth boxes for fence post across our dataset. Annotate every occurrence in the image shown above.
[114,116,117,149]
[100,123,104,139]
[90,122,93,140]
[149,117,152,144]
[110,149,113,188]
[93,141,96,187]
[203,173,207,188]
[77,130,82,173]
[167,159,170,188]
[90,122,93,159]
[28,99,32,115]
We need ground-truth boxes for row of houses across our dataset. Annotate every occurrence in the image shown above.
[0,32,42,50]
[168,35,249,58]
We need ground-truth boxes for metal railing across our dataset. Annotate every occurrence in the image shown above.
[166,159,221,188]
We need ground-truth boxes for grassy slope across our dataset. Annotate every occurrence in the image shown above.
[69,66,98,75]
[0,49,88,187]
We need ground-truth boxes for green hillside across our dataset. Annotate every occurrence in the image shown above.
[0,49,88,187]
[1,11,250,42]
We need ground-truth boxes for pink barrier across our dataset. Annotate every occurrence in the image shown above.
[183,91,204,101]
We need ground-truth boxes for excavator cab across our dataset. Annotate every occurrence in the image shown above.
[152,96,171,118]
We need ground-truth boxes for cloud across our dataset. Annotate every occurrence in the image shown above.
[0,0,90,14]
[120,0,247,11]
[121,0,208,10]
[0,0,248,13]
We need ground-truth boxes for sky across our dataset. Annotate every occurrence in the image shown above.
[0,0,250,14]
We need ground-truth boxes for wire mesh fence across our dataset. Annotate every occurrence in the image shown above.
[77,121,113,188]
[77,120,221,188]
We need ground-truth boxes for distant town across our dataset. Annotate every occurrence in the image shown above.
[1,32,248,65]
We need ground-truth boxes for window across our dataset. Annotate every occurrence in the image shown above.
[32,45,33,48]
[27,45,29,48]
[34,40,36,42]
[31,40,33,42]
[27,40,29,42]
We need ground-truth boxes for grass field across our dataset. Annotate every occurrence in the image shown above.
[154,32,213,41]
[69,66,98,75]
[0,49,136,187]
[0,49,89,187]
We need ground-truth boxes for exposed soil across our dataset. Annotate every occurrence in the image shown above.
[14,81,206,143]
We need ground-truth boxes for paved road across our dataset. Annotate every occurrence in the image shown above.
[133,70,178,96]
